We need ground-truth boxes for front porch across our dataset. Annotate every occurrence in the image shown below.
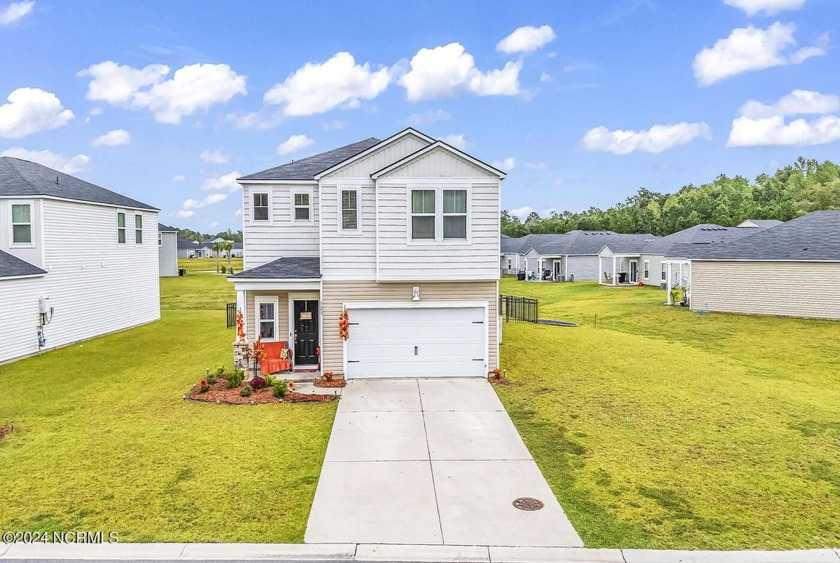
[598,253,641,285]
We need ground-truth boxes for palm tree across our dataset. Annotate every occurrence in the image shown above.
[212,241,222,273]
[223,240,234,274]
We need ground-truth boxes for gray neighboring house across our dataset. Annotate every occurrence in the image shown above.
[177,238,201,258]
[158,223,178,277]
[503,231,657,282]
[688,211,840,320]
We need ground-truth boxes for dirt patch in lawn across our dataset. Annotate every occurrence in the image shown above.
[187,378,336,405]
[314,379,346,388]
[0,424,13,440]
[488,375,509,385]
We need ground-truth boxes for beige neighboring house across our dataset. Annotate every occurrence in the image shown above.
[688,211,840,320]
[230,128,505,378]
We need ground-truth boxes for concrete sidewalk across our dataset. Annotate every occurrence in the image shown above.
[2,542,838,562]
[305,378,582,547]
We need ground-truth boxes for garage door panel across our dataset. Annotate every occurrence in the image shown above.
[345,306,486,379]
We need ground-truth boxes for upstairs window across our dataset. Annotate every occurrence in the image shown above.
[294,192,310,221]
[135,214,143,244]
[11,204,31,244]
[253,193,269,221]
[117,212,126,244]
[411,190,435,240]
[341,189,358,230]
[443,189,467,239]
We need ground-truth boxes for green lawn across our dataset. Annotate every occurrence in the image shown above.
[178,257,243,274]
[0,272,335,543]
[497,278,840,550]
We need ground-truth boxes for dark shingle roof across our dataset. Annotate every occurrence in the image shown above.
[0,250,46,279]
[691,211,840,261]
[229,257,320,279]
[647,224,760,256]
[177,239,200,249]
[238,138,382,181]
[505,231,657,256]
[158,223,178,232]
[739,219,784,228]
[0,157,156,210]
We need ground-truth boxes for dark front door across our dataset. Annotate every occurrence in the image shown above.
[294,300,319,365]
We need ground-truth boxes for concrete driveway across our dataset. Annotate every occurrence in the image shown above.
[305,378,583,547]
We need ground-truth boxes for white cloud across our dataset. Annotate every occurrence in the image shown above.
[728,89,840,147]
[89,107,103,116]
[177,191,230,218]
[0,87,74,138]
[277,134,314,155]
[582,122,712,154]
[172,174,186,182]
[201,171,241,191]
[200,148,229,164]
[693,22,827,86]
[724,0,806,16]
[79,61,247,124]
[497,25,556,54]
[524,161,547,170]
[540,72,552,83]
[0,0,34,26]
[510,206,534,220]
[322,119,347,131]
[0,147,89,174]
[265,52,390,116]
[90,128,130,147]
[492,157,516,172]
[399,43,521,101]
[439,133,468,150]
[208,220,219,229]
[402,108,451,127]
[234,208,242,217]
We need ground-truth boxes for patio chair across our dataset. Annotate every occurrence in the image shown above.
[603,272,613,284]
[260,341,293,375]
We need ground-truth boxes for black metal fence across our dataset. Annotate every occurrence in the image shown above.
[226,302,236,328]
[499,294,539,323]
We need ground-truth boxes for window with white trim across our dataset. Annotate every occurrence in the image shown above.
[661,262,667,281]
[256,299,277,340]
[117,212,126,244]
[135,214,143,244]
[341,189,358,230]
[11,204,31,244]
[643,260,649,279]
[158,233,162,246]
[253,193,269,221]
[294,192,310,221]
[411,189,435,239]
[443,189,467,239]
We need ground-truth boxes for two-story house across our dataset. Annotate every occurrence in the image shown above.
[230,128,504,378]
[158,223,179,277]
[0,156,160,364]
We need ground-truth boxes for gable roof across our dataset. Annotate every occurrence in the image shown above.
[0,156,157,210]
[505,231,656,256]
[691,210,840,261]
[177,239,200,249]
[370,140,506,179]
[238,138,381,181]
[737,219,784,228]
[229,256,320,280]
[313,128,435,179]
[158,223,178,232]
[0,250,47,279]
[645,224,754,256]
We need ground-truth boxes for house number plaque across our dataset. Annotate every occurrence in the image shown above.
[299,311,313,320]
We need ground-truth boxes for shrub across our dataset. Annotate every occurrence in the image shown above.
[198,379,210,393]
[272,380,288,398]
[265,374,277,387]
[214,364,225,377]
[239,386,252,397]
[221,265,227,273]
[226,369,244,389]
[250,375,267,390]
[206,374,217,385]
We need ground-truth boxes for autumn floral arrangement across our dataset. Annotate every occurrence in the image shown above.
[338,309,350,340]
[253,335,267,365]
[235,309,246,342]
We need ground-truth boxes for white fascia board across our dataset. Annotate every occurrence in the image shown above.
[237,179,318,185]
[370,141,506,180]
[0,194,158,212]
[343,300,488,310]
[374,275,501,283]
[314,128,435,180]
[0,273,46,281]
[230,279,321,291]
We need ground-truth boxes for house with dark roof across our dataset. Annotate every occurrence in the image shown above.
[230,128,506,378]
[686,211,840,319]
[0,156,160,364]
[158,223,179,277]
[502,231,657,281]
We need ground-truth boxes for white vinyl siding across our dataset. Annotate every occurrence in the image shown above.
[11,203,31,244]
[320,183,376,280]
[322,133,430,178]
[564,256,601,282]
[1,200,159,364]
[379,146,499,178]
[691,261,840,320]
[241,184,320,270]
[158,231,178,277]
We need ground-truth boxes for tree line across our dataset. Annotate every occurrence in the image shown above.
[502,157,840,238]
[176,228,243,242]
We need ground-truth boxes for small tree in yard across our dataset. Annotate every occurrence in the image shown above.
[223,240,234,274]
[212,241,222,273]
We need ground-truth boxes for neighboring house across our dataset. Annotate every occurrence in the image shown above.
[0,156,160,364]
[231,241,243,258]
[230,127,504,378]
[158,223,179,277]
[177,238,200,258]
[737,219,784,229]
[504,231,656,281]
[599,222,774,288]
[687,211,840,320]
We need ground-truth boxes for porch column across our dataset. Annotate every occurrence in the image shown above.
[612,256,617,285]
[598,257,603,284]
[666,262,673,304]
[236,290,247,330]
[538,259,544,281]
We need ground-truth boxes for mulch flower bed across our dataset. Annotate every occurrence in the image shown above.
[187,376,335,405]
[488,375,508,385]
[314,379,346,388]
[0,424,13,440]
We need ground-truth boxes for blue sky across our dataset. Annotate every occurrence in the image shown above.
[1,0,838,231]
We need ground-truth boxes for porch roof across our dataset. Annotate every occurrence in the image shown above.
[229,257,321,280]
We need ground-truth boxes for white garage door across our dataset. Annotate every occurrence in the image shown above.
[345,306,486,378]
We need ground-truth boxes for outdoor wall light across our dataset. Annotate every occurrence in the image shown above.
[412,286,420,301]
